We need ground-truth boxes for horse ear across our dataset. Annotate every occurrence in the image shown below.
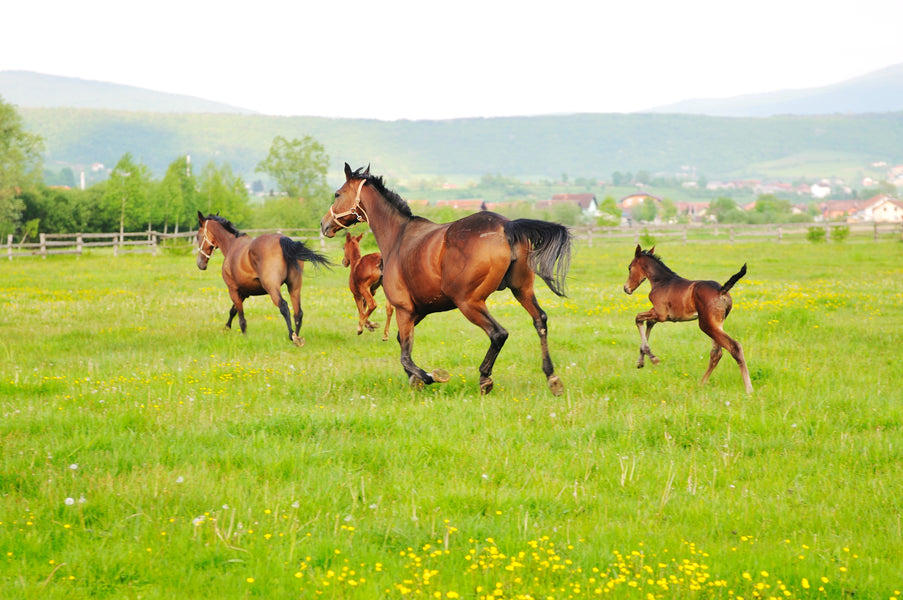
[345,231,352,241]
[356,233,364,241]
[634,244,642,257]
[344,163,353,180]
[198,210,205,224]
[363,164,370,177]
[649,245,655,255]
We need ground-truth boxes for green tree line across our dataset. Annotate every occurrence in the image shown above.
[2,94,331,240]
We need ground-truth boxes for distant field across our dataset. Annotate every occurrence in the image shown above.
[1,238,901,599]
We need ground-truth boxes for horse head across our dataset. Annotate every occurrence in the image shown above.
[195,211,218,270]
[321,163,371,238]
[342,232,364,267]
[623,244,655,294]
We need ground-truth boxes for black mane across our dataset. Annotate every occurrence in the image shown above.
[204,214,247,238]
[641,249,677,277]
[350,166,413,218]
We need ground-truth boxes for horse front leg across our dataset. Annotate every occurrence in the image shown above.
[635,310,660,368]
[226,291,247,334]
[361,285,379,332]
[395,310,448,388]
[382,301,394,342]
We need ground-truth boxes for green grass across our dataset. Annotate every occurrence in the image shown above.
[1,239,902,599]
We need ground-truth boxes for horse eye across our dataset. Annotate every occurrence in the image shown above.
[334,191,340,198]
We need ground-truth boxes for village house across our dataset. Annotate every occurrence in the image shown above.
[851,194,903,222]
[536,193,600,217]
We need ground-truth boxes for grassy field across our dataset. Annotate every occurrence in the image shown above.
[1,236,901,599]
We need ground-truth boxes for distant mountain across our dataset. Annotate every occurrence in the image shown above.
[0,71,257,114]
[647,63,903,117]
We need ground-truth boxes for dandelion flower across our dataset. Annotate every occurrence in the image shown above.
[64,497,75,506]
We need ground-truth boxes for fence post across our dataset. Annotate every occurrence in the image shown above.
[777,225,782,243]
[40,233,47,258]
[77,234,83,256]
[6,234,11,260]
[874,222,878,242]
[682,225,688,244]
[729,227,734,243]
[152,233,158,256]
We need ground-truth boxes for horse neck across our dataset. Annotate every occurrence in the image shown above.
[643,257,678,286]
[360,187,411,252]
[207,221,240,254]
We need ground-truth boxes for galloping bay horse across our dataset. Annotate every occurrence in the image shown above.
[623,245,753,393]
[321,164,572,395]
[342,231,394,341]
[195,212,330,346]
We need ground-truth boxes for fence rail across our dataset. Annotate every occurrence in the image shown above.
[4,222,902,259]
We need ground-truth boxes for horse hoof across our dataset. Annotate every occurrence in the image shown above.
[547,375,564,396]
[479,378,494,395]
[381,336,389,342]
[292,334,305,347]
[430,369,450,383]
[636,361,645,369]
[650,356,660,365]
[365,321,378,332]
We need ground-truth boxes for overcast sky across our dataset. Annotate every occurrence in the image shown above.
[3,0,902,120]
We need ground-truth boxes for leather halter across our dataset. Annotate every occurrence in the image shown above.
[328,179,369,230]
[196,219,218,259]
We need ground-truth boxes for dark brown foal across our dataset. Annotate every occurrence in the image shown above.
[342,232,394,341]
[623,245,753,393]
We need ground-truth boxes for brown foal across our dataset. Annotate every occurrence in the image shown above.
[623,245,753,393]
[342,232,394,341]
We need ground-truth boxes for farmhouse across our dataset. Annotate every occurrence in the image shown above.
[536,193,600,217]
[851,194,903,222]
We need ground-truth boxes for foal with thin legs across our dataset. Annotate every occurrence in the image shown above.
[623,245,753,393]
[342,232,394,341]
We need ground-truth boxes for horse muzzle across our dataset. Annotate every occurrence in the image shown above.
[623,283,634,295]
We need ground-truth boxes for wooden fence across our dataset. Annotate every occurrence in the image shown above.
[4,222,902,259]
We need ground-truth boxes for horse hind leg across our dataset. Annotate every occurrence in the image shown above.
[458,301,508,395]
[700,321,753,394]
[511,286,564,396]
[700,340,723,386]
[289,285,305,347]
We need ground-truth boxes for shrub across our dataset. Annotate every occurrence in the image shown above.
[830,225,850,243]
[807,226,827,243]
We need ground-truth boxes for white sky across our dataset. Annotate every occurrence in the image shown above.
[3,0,902,120]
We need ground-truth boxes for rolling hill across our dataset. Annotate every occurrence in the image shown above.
[4,69,903,185]
[0,71,256,114]
[647,63,903,117]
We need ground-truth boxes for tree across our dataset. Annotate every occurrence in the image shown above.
[631,197,658,223]
[256,135,329,200]
[708,196,744,223]
[0,96,44,238]
[152,155,197,233]
[197,161,251,225]
[102,153,152,234]
[596,195,622,225]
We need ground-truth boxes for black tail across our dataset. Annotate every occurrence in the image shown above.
[279,237,332,269]
[720,263,747,293]
[505,219,572,297]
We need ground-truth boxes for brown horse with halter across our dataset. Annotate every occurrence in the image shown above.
[195,212,330,346]
[342,231,394,341]
[623,245,753,393]
[321,164,572,395]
